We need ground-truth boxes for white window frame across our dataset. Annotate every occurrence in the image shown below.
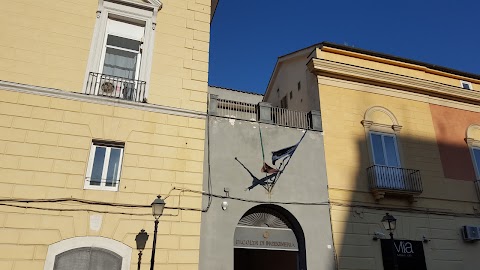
[461,80,473,90]
[369,131,401,167]
[83,0,162,99]
[84,141,124,191]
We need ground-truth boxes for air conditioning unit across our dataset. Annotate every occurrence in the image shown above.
[462,225,480,241]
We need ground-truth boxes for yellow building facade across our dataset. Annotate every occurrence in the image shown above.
[265,43,480,269]
[0,0,216,269]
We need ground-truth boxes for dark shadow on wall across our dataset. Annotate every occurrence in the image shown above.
[333,130,479,270]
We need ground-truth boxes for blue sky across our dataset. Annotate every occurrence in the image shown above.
[208,0,480,94]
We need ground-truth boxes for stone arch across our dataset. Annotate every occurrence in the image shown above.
[44,236,132,270]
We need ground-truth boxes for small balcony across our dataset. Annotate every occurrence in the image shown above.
[85,72,147,102]
[367,165,422,201]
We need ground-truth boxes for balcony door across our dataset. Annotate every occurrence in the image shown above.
[370,132,405,189]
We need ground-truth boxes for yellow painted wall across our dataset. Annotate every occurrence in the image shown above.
[0,0,210,112]
[318,72,480,269]
[319,82,477,208]
[0,88,205,269]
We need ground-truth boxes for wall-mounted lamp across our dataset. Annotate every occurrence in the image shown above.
[221,201,228,211]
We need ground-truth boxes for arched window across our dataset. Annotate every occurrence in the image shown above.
[362,106,403,169]
[53,247,122,270]
[44,237,132,270]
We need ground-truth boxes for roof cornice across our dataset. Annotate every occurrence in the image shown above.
[308,58,480,105]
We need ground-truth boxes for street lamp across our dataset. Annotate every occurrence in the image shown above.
[381,213,398,270]
[150,195,166,270]
[135,229,149,270]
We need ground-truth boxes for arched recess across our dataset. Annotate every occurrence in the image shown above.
[44,237,132,270]
[361,106,403,166]
[466,124,480,144]
[234,204,307,270]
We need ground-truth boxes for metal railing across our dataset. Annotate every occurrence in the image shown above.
[367,165,422,193]
[217,98,258,121]
[85,72,147,102]
[271,106,311,130]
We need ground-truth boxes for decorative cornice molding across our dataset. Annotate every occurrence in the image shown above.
[0,80,206,119]
[308,58,480,106]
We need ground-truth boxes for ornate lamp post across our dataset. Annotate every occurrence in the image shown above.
[135,229,149,270]
[381,213,398,270]
[150,195,166,270]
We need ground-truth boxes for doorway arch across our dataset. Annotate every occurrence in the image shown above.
[234,204,307,270]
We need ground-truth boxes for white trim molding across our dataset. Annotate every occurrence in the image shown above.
[85,0,163,100]
[0,80,206,119]
[44,236,132,270]
[308,58,480,106]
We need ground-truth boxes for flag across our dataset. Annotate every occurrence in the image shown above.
[271,143,299,165]
[261,162,279,174]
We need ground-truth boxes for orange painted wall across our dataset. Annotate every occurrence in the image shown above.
[430,104,480,181]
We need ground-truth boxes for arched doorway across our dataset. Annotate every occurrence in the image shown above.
[234,205,306,270]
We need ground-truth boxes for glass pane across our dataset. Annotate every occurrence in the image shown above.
[53,248,91,270]
[90,147,106,186]
[103,47,138,79]
[371,134,386,165]
[384,135,400,167]
[107,35,141,51]
[473,149,480,174]
[89,248,122,270]
[106,148,121,187]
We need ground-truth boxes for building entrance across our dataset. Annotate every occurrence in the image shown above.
[233,205,305,270]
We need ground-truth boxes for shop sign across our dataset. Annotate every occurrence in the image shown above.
[380,239,427,270]
[234,226,298,251]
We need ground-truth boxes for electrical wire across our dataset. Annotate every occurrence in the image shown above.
[1,188,478,218]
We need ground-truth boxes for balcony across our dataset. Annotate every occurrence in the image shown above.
[210,96,322,131]
[85,72,147,102]
[367,165,423,201]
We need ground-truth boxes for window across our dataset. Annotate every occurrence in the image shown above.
[466,125,480,180]
[54,247,122,270]
[470,147,480,179]
[369,132,405,190]
[44,236,132,270]
[370,132,400,167]
[297,81,301,91]
[280,96,288,108]
[100,19,144,81]
[84,0,160,101]
[85,140,124,191]
[461,81,472,90]
[289,91,293,99]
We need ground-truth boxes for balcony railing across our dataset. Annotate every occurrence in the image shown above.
[217,98,258,121]
[271,106,311,130]
[367,165,422,200]
[85,72,147,102]
[211,96,321,130]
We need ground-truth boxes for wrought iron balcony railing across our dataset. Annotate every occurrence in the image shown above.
[367,165,422,200]
[85,72,147,102]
